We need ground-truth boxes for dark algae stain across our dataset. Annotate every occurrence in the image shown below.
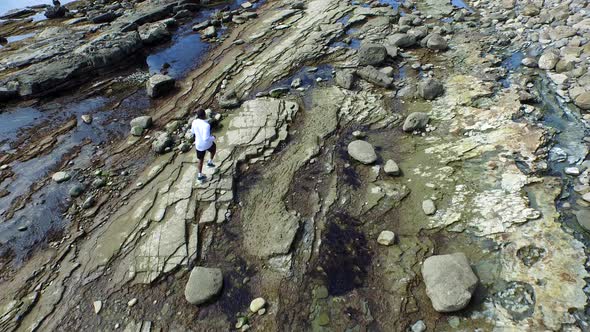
[315,211,372,296]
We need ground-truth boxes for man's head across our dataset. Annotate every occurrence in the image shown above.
[196,109,206,120]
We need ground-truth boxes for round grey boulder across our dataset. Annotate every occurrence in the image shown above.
[69,184,85,197]
[418,78,444,100]
[185,267,223,305]
[426,33,447,51]
[152,132,174,154]
[574,92,590,110]
[358,43,387,66]
[347,140,377,164]
[421,253,478,312]
[402,112,429,132]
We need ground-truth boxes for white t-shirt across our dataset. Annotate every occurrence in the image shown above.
[191,119,215,151]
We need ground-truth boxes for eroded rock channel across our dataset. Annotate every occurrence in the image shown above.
[1,0,590,331]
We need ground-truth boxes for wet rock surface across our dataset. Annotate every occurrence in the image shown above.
[1,0,590,331]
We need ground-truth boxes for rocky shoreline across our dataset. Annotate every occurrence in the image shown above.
[0,0,590,331]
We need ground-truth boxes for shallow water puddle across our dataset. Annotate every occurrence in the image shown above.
[146,0,264,77]
[3,32,36,45]
[451,0,474,12]
[0,92,151,262]
[379,0,403,10]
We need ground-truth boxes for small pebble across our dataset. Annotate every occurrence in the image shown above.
[377,231,396,246]
[127,298,138,307]
[249,297,266,312]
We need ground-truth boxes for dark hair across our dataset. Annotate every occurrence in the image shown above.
[196,109,206,119]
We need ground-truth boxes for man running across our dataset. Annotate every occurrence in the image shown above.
[191,109,216,181]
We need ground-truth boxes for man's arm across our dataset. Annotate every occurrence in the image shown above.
[206,122,215,141]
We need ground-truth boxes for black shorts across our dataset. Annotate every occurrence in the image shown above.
[196,142,216,160]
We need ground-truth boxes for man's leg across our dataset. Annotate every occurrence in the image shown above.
[207,143,217,167]
[196,149,206,180]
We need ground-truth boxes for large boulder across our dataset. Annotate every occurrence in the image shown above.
[202,26,216,38]
[403,112,429,132]
[425,33,448,51]
[130,116,153,129]
[387,33,416,48]
[418,78,444,100]
[538,52,559,70]
[347,140,377,164]
[184,267,223,305]
[422,253,478,312]
[139,22,171,45]
[151,132,174,154]
[574,92,590,110]
[45,6,67,19]
[358,44,387,66]
[356,66,393,88]
[146,74,175,98]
